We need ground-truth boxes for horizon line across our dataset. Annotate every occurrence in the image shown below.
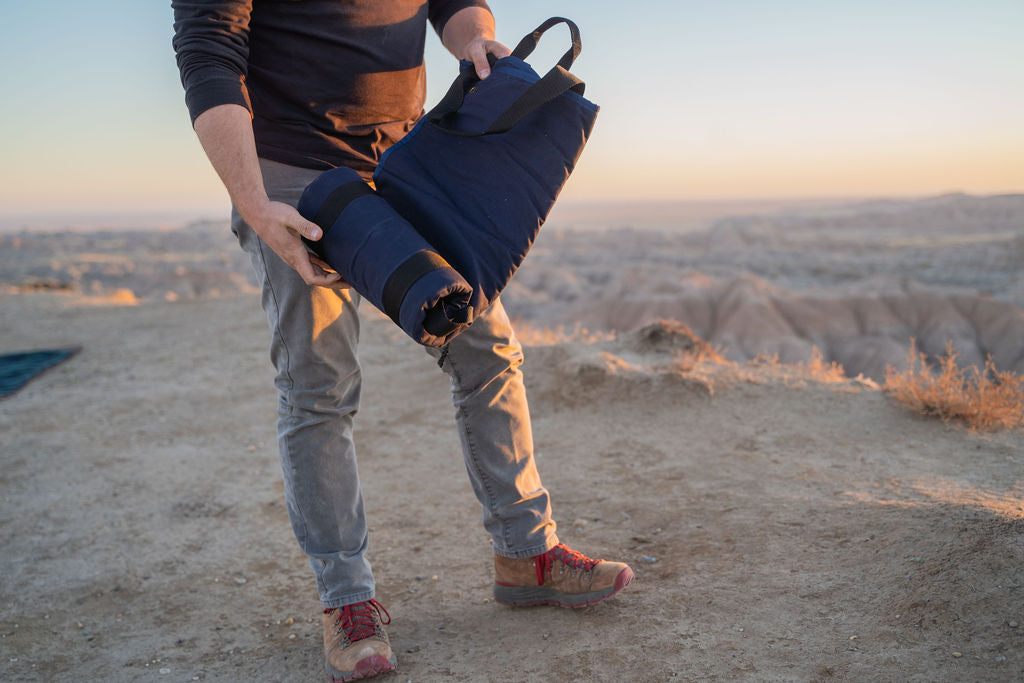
[2,189,1022,232]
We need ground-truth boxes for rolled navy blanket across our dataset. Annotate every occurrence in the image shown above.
[297,166,474,347]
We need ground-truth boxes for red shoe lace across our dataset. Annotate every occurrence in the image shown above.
[535,544,601,585]
[324,599,390,641]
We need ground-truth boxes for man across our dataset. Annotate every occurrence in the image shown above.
[172,2,633,680]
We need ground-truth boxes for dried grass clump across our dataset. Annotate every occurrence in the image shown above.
[747,348,848,384]
[883,340,1024,430]
[512,320,614,346]
[622,319,726,371]
[801,347,847,383]
[748,352,781,367]
[669,344,727,374]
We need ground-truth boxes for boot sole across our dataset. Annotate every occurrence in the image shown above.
[493,566,634,608]
[325,653,397,682]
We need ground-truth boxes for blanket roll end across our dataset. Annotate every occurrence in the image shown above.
[389,251,474,347]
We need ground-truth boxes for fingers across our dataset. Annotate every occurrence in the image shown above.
[488,40,512,59]
[292,215,323,241]
[291,252,322,285]
[466,39,512,79]
[308,271,349,289]
[274,202,322,241]
[467,41,491,79]
[317,275,351,290]
[310,255,351,289]
[295,251,347,288]
[249,200,345,286]
[308,254,335,272]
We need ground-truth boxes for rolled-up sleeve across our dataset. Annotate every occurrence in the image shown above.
[428,0,492,37]
[171,0,254,124]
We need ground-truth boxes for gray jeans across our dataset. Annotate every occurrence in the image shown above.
[232,158,559,608]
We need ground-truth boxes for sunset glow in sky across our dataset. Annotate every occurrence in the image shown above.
[0,0,1021,220]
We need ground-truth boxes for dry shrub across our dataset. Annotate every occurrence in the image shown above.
[647,322,724,365]
[801,347,847,383]
[684,334,725,365]
[624,319,726,371]
[883,340,1024,430]
[747,348,847,383]
[669,342,727,373]
[512,319,613,346]
[748,352,781,367]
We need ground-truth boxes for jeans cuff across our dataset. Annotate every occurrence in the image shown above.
[492,533,560,560]
[321,589,375,609]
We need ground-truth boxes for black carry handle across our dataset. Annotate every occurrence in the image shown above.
[511,17,582,70]
[427,17,586,136]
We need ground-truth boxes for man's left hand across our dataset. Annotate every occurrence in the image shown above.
[463,38,511,79]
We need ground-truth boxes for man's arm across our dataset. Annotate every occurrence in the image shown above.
[192,104,344,288]
[172,0,342,288]
[440,6,511,79]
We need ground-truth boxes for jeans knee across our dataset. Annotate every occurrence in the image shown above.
[446,343,525,403]
[278,376,362,422]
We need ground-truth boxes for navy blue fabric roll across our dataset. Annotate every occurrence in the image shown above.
[297,166,473,347]
[373,17,599,321]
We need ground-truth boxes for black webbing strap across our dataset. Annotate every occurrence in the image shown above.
[311,181,373,234]
[484,66,585,134]
[511,17,581,70]
[429,68,477,125]
[426,16,585,136]
[381,250,454,327]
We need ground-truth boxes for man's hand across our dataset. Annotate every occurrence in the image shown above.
[193,104,348,289]
[243,200,348,289]
[441,7,510,79]
[462,37,511,80]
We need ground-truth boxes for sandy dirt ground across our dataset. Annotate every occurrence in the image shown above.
[1,292,1022,682]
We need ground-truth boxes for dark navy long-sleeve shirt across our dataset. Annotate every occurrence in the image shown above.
[172,0,490,174]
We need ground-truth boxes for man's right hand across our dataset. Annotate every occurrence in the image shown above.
[192,104,348,289]
[244,199,349,289]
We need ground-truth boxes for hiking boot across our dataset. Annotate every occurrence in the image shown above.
[322,599,396,682]
[493,543,634,608]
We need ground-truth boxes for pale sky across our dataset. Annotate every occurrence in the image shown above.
[0,0,1021,220]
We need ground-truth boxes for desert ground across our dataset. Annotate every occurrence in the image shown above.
[1,289,1022,682]
[1,195,1022,681]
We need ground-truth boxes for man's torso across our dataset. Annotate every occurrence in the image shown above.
[246,0,431,173]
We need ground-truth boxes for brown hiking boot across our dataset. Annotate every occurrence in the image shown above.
[322,599,396,682]
[493,543,634,608]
